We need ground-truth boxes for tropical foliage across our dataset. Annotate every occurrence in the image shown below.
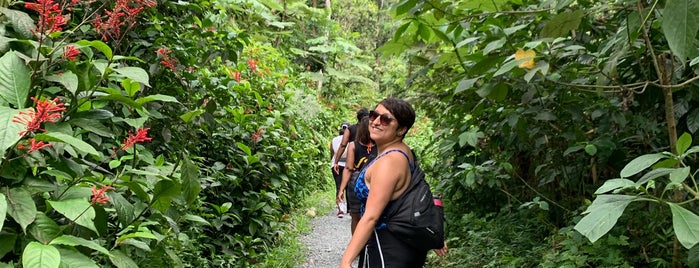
[1,0,698,267]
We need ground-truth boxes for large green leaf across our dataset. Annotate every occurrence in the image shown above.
[22,242,60,268]
[181,157,201,205]
[105,192,134,227]
[50,235,111,256]
[667,203,699,249]
[135,94,179,105]
[0,51,30,108]
[0,107,23,163]
[152,180,180,212]
[108,250,138,268]
[574,195,638,243]
[56,248,99,268]
[47,199,97,233]
[44,72,79,95]
[0,8,34,38]
[541,10,585,38]
[112,67,150,87]
[662,0,699,61]
[29,212,62,244]
[594,178,636,194]
[0,193,6,231]
[6,187,36,232]
[35,132,100,157]
[619,153,666,178]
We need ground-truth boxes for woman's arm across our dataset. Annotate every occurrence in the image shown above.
[337,142,356,202]
[339,154,408,267]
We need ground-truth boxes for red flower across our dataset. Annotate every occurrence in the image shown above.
[120,128,152,151]
[156,47,177,71]
[25,0,68,36]
[17,138,52,153]
[247,59,257,72]
[233,71,241,82]
[63,45,81,60]
[91,185,115,205]
[12,97,66,136]
[251,127,264,143]
[93,0,156,41]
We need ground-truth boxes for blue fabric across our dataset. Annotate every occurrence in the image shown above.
[353,149,413,230]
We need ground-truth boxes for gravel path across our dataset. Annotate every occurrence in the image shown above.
[300,206,356,268]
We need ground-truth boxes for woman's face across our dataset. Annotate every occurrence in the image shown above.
[369,104,402,144]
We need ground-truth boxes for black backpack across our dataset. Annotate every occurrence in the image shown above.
[384,160,445,252]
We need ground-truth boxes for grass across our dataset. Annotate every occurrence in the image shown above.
[254,184,335,268]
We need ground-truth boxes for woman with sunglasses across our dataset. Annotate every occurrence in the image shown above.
[340,98,446,268]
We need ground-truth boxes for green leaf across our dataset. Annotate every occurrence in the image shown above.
[636,168,674,185]
[455,77,479,94]
[0,8,34,38]
[541,10,585,38]
[574,195,638,243]
[152,180,180,212]
[181,157,201,205]
[0,107,24,157]
[620,153,667,178]
[180,109,204,123]
[108,250,138,268]
[493,57,532,77]
[135,94,179,105]
[182,214,210,226]
[483,38,506,55]
[0,193,6,231]
[459,0,509,11]
[668,203,699,249]
[105,192,134,227]
[676,132,692,155]
[22,242,60,268]
[594,178,636,194]
[116,231,157,243]
[47,199,97,233]
[661,0,699,61]
[50,235,111,256]
[687,109,699,133]
[394,0,418,16]
[121,78,140,97]
[584,144,597,156]
[76,40,112,59]
[669,167,690,184]
[36,132,100,157]
[7,187,37,232]
[29,212,62,244]
[563,145,584,156]
[112,67,150,87]
[56,248,99,268]
[458,128,484,147]
[45,72,79,95]
[237,142,252,156]
[0,51,30,108]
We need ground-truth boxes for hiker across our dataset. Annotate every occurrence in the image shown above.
[340,98,446,268]
[332,108,370,175]
[330,122,351,218]
[337,115,376,267]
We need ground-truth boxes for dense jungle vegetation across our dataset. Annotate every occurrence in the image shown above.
[0,0,698,267]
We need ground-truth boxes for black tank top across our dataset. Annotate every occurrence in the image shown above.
[353,141,377,170]
[348,124,358,143]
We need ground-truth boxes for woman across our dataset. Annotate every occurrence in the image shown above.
[338,116,376,234]
[340,98,446,268]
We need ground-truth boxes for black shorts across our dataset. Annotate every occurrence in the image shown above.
[363,228,428,267]
[346,171,362,214]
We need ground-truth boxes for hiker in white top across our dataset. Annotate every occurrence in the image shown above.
[331,122,350,218]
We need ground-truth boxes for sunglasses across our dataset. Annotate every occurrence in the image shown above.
[368,110,395,126]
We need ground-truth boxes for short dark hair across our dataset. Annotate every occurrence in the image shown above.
[377,98,415,137]
[356,108,369,121]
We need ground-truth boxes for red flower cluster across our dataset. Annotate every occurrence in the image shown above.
[120,128,152,151]
[13,97,66,136]
[156,47,177,71]
[25,0,69,36]
[63,45,80,60]
[91,185,115,205]
[247,59,257,72]
[93,0,157,41]
[17,138,52,153]
[251,127,264,143]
